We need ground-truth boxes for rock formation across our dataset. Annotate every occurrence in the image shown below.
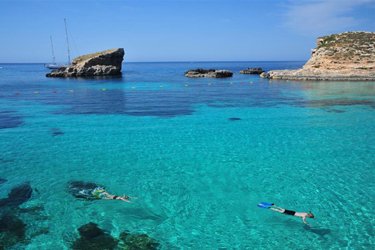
[261,32,375,81]
[46,48,124,77]
[185,69,233,78]
[240,67,264,74]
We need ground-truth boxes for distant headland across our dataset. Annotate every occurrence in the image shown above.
[261,32,375,81]
[46,48,124,78]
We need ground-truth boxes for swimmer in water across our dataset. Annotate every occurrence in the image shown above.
[270,204,315,225]
[91,187,134,203]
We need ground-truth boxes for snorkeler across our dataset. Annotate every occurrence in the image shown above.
[91,187,134,203]
[269,204,315,225]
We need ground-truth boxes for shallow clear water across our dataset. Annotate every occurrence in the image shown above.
[0,62,374,249]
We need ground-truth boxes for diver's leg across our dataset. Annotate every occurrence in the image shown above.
[270,207,285,213]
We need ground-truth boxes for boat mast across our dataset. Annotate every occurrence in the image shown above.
[64,18,71,64]
[50,36,56,64]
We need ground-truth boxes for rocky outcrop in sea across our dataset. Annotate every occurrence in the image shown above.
[185,69,233,78]
[46,48,124,78]
[240,67,264,74]
[261,32,375,81]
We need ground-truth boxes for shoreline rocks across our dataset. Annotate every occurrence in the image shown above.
[261,32,375,81]
[261,71,375,81]
[240,67,264,74]
[46,48,124,78]
[185,69,233,78]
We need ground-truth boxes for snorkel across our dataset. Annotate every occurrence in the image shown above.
[308,211,315,218]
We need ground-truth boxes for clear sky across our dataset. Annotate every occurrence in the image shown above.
[0,0,374,63]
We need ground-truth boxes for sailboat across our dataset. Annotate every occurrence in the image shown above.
[45,18,71,69]
[45,36,60,69]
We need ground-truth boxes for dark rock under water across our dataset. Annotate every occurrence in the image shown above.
[0,213,27,248]
[71,222,159,250]
[0,183,32,208]
[119,231,159,250]
[72,222,118,250]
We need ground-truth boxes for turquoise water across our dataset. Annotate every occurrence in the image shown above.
[0,62,374,249]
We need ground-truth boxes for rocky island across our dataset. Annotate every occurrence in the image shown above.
[46,48,124,77]
[185,69,233,78]
[240,67,264,74]
[261,32,375,81]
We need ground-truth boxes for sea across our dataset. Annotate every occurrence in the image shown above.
[0,62,374,249]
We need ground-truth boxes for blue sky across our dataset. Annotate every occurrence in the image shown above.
[0,0,374,62]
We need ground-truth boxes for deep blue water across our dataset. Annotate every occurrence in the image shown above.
[0,62,374,249]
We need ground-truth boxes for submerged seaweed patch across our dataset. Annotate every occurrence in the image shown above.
[0,111,23,129]
[325,109,346,113]
[306,99,375,108]
[291,98,375,110]
[0,178,7,185]
[51,128,64,136]
[228,117,241,121]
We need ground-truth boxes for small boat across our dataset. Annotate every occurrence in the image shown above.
[45,19,71,69]
[45,63,61,69]
[45,36,62,69]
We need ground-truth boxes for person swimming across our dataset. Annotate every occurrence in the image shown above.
[269,204,315,225]
[91,187,133,203]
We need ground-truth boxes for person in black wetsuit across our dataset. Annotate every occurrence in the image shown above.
[270,204,315,225]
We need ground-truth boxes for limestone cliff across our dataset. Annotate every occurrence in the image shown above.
[46,48,125,77]
[261,32,375,81]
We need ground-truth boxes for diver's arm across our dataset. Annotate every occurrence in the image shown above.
[302,216,309,225]
[102,192,115,199]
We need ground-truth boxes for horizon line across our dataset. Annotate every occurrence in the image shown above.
[0,60,307,64]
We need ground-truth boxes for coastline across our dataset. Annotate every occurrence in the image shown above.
[262,69,375,81]
[261,32,375,82]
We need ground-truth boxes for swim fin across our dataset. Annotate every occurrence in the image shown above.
[257,202,274,208]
